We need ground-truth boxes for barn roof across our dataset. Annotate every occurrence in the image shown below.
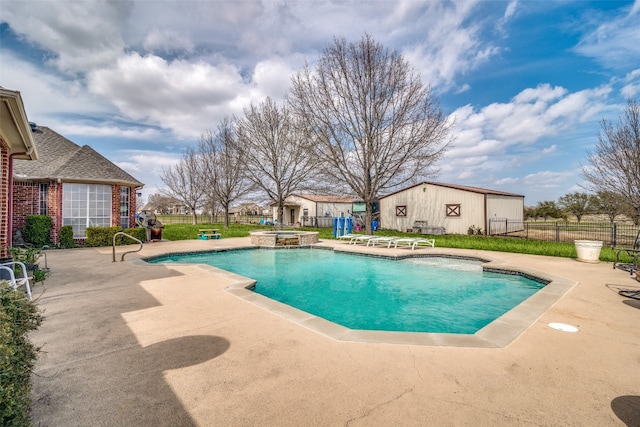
[380,181,524,199]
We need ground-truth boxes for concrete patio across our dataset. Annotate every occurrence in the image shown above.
[29,237,640,426]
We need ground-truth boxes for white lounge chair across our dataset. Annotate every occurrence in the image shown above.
[393,238,435,250]
[0,261,32,300]
[366,236,398,247]
[348,235,375,245]
[337,233,360,241]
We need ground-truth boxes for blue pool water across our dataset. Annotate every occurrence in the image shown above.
[149,249,545,334]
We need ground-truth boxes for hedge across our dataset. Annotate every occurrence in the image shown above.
[85,226,147,247]
[0,282,42,426]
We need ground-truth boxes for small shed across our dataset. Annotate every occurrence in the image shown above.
[273,194,356,227]
[379,182,524,235]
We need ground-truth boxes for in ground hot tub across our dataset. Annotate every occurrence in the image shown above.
[250,230,319,247]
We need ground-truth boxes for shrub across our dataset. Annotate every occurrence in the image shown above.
[123,227,147,242]
[22,215,51,247]
[85,226,122,247]
[59,225,75,249]
[86,226,147,247]
[0,282,42,426]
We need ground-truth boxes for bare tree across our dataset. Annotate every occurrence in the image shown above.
[289,34,452,234]
[199,117,253,228]
[235,97,317,226]
[582,98,640,225]
[592,191,626,223]
[159,147,206,225]
[146,193,177,214]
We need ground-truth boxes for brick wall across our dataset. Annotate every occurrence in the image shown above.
[111,184,121,227]
[12,181,40,231]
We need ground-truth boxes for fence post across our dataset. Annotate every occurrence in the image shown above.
[555,222,559,242]
[611,223,617,248]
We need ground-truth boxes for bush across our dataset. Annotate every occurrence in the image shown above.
[59,225,75,249]
[85,226,122,247]
[86,226,147,247]
[22,215,51,247]
[0,282,42,426]
[123,227,147,242]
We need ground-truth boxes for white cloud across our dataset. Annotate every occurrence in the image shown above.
[142,29,195,54]
[574,1,640,70]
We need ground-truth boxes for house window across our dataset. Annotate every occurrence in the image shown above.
[38,183,48,215]
[120,187,130,229]
[396,205,407,217]
[62,183,112,238]
[446,204,461,217]
[303,208,309,217]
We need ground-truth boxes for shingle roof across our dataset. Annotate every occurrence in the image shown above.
[294,194,357,203]
[12,126,143,187]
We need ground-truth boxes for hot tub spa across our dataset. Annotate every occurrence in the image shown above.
[250,230,319,247]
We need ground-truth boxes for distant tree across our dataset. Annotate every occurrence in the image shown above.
[199,117,254,229]
[289,34,451,234]
[534,201,565,221]
[582,98,640,225]
[146,193,176,214]
[159,147,206,225]
[523,206,537,220]
[592,191,626,223]
[557,192,595,222]
[235,97,317,226]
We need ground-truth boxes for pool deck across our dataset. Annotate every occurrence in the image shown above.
[29,237,640,425]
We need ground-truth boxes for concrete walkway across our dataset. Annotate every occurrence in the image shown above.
[29,238,640,426]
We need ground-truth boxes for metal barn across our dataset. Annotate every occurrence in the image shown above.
[379,182,524,235]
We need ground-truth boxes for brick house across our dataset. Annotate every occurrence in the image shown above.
[1,88,38,257]
[12,126,143,244]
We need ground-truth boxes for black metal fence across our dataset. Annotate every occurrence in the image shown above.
[488,219,639,247]
[157,214,272,225]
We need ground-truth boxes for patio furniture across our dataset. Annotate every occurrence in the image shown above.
[392,238,435,250]
[0,261,32,300]
[366,236,398,247]
[613,230,640,276]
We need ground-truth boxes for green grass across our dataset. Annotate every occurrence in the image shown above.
[161,223,630,263]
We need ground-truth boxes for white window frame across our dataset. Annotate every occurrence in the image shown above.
[62,183,112,238]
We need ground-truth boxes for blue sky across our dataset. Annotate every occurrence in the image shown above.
[1,0,639,206]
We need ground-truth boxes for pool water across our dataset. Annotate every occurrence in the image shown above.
[150,249,545,334]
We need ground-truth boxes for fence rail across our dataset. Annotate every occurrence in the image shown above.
[488,219,639,247]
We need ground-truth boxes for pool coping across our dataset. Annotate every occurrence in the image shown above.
[145,245,577,348]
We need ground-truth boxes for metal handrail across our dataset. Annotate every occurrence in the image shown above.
[112,232,143,262]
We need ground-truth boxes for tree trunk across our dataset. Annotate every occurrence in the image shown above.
[223,204,230,229]
[365,202,373,235]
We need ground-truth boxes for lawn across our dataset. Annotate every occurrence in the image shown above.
[161,223,630,263]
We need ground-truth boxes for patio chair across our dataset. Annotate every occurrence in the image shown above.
[0,261,32,300]
[348,235,375,245]
[366,236,398,247]
[337,233,360,242]
[618,289,640,300]
[392,238,435,250]
[613,230,640,276]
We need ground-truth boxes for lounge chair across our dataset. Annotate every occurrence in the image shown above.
[392,238,435,250]
[0,261,32,300]
[366,236,398,247]
[337,233,360,242]
[613,230,640,276]
[348,235,375,245]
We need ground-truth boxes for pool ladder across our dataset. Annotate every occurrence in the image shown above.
[112,232,143,262]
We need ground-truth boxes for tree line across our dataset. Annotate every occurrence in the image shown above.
[154,33,639,232]
[156,34,452,232]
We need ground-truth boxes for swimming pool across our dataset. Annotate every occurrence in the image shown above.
[149,248,546,334]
